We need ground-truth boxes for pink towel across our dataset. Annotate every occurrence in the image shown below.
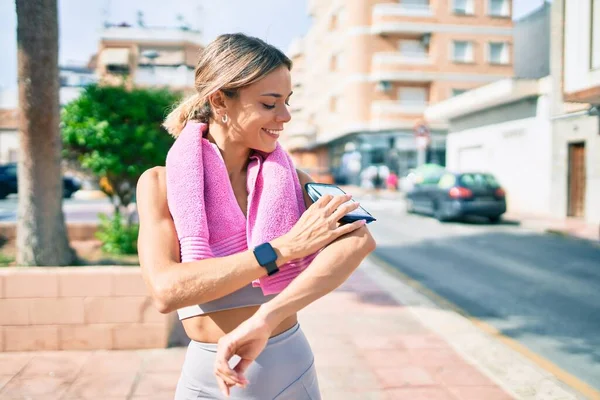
[165,122,316,296]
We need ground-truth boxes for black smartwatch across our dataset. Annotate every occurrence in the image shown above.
[253,242,280,276]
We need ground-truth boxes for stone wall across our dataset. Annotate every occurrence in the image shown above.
[0,266,176,352]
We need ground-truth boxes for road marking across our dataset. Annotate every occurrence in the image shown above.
[369,252,600,400]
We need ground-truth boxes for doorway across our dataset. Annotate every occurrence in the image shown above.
[567,142,586,218]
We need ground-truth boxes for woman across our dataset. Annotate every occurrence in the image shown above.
[136,33,376,399]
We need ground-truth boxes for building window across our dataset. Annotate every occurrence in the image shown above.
[399,39,428,58]
[488,0,510,17]
[398,87,428,106]
[452,88,468,96]
[329,96,338,112]
[452,41,474,63]
[592,0,600,69]
[453,0,474,15]
[488,42,510,64]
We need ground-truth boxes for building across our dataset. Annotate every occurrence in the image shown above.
[550,0,599,223]
[0,65,97,164]
[424,0,599,224]
[283,0,514,183]
[96,23,202,92]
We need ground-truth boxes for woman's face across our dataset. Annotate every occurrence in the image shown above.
[224,66,292,153]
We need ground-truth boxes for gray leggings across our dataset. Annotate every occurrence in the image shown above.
[174,323,321,399]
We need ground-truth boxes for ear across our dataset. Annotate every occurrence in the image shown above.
[207,90,228,118]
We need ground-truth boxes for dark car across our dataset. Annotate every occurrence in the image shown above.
[0,163,81,199]
[406,171,507,222]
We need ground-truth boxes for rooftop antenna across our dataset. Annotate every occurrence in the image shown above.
[102,0,112,28]
[137,10,145,28]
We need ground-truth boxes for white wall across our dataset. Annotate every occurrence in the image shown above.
[446,96,553,216]
[551,113,600,224]
[563,0,600,96]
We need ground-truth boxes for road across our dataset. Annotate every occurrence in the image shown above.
[0,196,116,223]
[358,194,600,394]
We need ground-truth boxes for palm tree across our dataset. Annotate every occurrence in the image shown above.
[15,0,74,265]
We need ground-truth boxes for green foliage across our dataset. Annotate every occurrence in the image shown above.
[61,84,180,207]
[96,212,139,255]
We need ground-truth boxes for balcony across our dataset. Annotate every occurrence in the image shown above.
[373,52,432,67]
[373,3,433,18]
[371,100,429,116]
[372,3,434,35]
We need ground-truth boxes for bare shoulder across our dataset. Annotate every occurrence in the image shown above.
[136,167,168,218]
[296,168,314,186]
[296,168,315,208]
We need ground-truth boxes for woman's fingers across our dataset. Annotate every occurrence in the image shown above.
[216,376,230,397]
[330,201,361,222]
[324,194,352,215]
[335,218,367,237]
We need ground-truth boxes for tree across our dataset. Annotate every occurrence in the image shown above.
[15,0,75,265]
[61,84,178,222]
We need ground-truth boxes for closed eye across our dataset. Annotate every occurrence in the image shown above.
[262,103,276,110]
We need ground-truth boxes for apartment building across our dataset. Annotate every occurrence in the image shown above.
[284,0,514,182]
[96,24,202,92]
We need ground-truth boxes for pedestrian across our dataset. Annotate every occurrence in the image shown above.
[386,171,398,191]
[136,33,376,399]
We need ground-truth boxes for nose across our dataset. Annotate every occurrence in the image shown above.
[276,105,291,123]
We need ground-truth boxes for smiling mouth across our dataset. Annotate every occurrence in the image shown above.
[262,128,282,138]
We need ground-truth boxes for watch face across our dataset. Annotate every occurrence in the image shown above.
[255,243,277,265]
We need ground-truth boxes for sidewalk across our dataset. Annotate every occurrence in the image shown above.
[0,258,588,400]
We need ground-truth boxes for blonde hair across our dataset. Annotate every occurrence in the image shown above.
[163,33,292,137]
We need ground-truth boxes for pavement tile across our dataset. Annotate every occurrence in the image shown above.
[352,335,402,350]
[19,352,90,379]
[429,364,497,386]
[0,375,71,398]
[320,389,386,400]
[0,375,14,391]
[361,349,414,368]
[131,371,180,396]
[142,349,186,373]
[316,366,381,391]
[408,348,464,368]
[78,350,144,375]
[384,387,456,400]
[373,366,437,388]
[447,385,514,400]
[0,353,33,375]
[394,334,449,350]
[314,348,363,368]
[61,371,137,399]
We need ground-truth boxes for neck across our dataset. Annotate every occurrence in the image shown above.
[206,123,251,178]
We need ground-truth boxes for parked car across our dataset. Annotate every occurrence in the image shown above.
[0,163,81,199]
[405,171,506,222]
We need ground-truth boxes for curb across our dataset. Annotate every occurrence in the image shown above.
[361,254,594,400]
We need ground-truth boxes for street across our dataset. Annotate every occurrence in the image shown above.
[358,194,600,394]
[0,196,114,223]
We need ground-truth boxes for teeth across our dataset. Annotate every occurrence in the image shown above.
[264,129,281,135]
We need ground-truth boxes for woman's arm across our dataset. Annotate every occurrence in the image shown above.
[214,171,376,394]
[257,169,376,328]
[136,167,363,314]
[136,167,293,314]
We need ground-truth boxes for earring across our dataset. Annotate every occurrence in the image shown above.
[221,114,228,124]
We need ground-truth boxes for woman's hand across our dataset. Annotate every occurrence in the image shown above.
[279,194,366,260]
[213,314,272,397]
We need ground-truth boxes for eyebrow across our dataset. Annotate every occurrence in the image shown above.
[260,91,293,98]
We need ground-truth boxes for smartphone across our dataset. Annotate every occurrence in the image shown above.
[304,183,376,224]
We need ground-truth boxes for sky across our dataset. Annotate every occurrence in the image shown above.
[0,0,548,90]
